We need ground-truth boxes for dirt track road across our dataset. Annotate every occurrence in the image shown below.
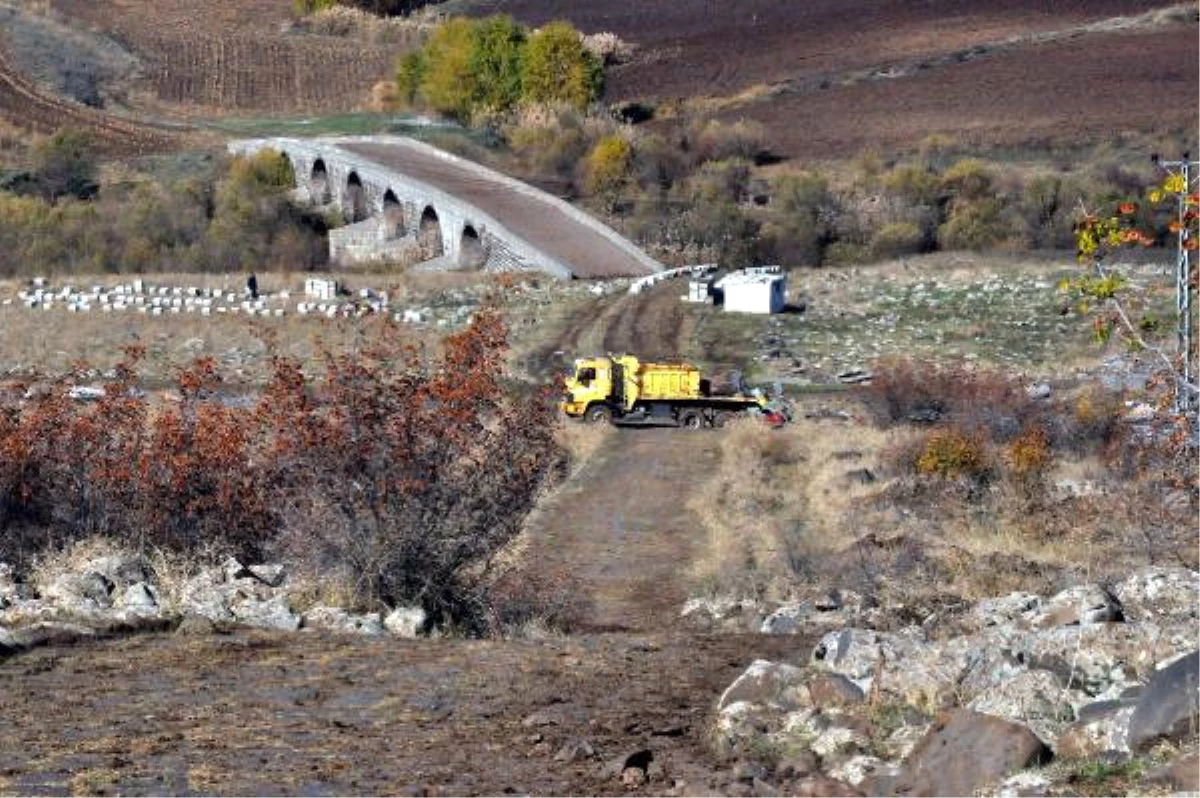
[0,286,801,796]
[520,426,720,632]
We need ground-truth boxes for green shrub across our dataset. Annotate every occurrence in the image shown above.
[938,198,1008,250]
[870,221,925,259]
[823,240,868,266]
[940,158,994,201]
[394,16,601,119]
[883,163,939,206]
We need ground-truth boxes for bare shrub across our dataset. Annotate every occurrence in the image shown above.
[581,31,634,65]
[259,310,565,629]
[0,311,566,632]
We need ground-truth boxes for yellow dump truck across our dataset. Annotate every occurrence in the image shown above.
[559,354,774,428]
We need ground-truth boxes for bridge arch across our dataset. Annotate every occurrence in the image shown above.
[344,171,368,223]
[310,158,331,204]
[459,224,486,269]
[381,189,405,238]
[418,205,444,259]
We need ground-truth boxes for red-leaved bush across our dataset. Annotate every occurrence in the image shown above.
[0,310,565,632]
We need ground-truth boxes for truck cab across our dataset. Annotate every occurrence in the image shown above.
[560,356,619,422]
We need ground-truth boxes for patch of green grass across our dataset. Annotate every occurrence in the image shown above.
[197,112,485,144]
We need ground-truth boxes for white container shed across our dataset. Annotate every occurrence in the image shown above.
[717,268,787,314]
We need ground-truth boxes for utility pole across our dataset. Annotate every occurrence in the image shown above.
[1152,152,1199,415]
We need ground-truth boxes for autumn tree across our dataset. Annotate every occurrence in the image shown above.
[519,21,602,110]
[469,15,526,112]
[419,17,478,119]
[583,134,632,208]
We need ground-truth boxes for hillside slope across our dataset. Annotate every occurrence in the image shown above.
[453,0,1199,158]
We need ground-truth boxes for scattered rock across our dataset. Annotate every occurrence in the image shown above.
[790,775,862,797]
[889,709,1051,796]
[1127,650,1199,753]
[807,672,866,708]
[302,606,384,636]
[759,603,812,635]
[43,571,114,611]
[384,606,427,638]
[1055,701,1135,759]
[1025,584,1121,628]
[521,710,558,729]
[620,766,646,788]
[827,755,898,788]
[229,593,300,631]
[718,660,808,711]
[972,592,1041,630]
[247,563,287,588]
[117,582,161,616]
[553,739,595,763]
[809,724,869,759]
[993,770,1053,797]
[1112,567,1199,624]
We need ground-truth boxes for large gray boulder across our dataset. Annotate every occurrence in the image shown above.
[229,593,300,631]
[1127,650,1199,753]
[966,669,1077,746]
[384,606,427,638]
[718,659,808,711]
[116,582,161,617]
[1014,623,1194,697]
[1055,700,1136,760]
[885,709,1051,796]
[1025,584,1121,628]
[971,592,1042,631]
[1113,567,1199,624]
[41,571,115,612]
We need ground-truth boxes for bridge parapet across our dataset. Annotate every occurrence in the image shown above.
[228,136,659,279]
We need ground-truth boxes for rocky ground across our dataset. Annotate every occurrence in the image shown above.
[0,255,1196,796]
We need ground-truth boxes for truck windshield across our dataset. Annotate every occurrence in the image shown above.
[577,367,596,385]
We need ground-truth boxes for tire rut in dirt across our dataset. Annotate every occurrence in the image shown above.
[601,281,691,359]
[519,427,720,633]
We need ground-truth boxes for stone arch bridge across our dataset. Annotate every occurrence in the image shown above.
[228,136,662,279]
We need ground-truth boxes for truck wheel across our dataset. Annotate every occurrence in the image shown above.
[585,404,612,424]
[678,410,702,430]
[712,411,734,428]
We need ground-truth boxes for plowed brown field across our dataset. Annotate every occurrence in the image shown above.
[459,0,1198,158]
[47,0,405,114]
